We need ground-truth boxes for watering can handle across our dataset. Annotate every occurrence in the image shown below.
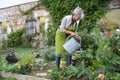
[66,35,81,44]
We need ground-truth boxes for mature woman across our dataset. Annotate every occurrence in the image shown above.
[55,6,84,70]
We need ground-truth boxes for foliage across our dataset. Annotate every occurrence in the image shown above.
[50,66,86,80]
[98,20,119,32]
[35,60,47,70]
[39,25,46,39]
[40,0,110,31]
[2,22,8,32]
[109,32,120,56]
[21,33,32,48]
[12,52,35,74]
[46,25,57,46]
[7,27,33,48]
[40,46,55,61]
[50,28,120,79]
[12,63,32,74]
[0,47,35,74]
[0,60,15,72]
[81,35,98,51]
[7,28,25,47]
[50,68,61,80]
[19,53,35,66]
[0,38,7,50]
[40,0,110,46]
[0,58,34,74]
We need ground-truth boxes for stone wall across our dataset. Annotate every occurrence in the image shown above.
[0,1,50,33]
[107,0,120,9]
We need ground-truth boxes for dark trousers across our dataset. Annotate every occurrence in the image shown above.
[55,54,71,69]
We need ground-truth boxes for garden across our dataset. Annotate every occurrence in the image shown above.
[0,0,120,80]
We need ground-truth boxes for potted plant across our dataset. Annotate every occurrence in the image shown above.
[60,56,66,68]
[60,60,66,69]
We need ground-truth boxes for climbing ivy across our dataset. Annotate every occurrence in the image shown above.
[40,0,110,32]
[20,0,110,46]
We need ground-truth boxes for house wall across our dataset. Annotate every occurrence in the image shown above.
[0,1,50,33]
[107,0,120,9]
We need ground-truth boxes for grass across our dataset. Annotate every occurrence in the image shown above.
[0,47,33,62]
[13,47,32,58]
[0,47,36,75]
[105,9,120,25]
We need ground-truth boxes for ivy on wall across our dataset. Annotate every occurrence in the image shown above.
[40,0,110,32]
[39,0,110,46]
[19,0,110,46]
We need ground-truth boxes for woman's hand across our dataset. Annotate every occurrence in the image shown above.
[74,35,81,42]
[70,32,77,36]
[70,32,81,42]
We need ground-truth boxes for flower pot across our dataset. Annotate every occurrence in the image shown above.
[60,61,66,69]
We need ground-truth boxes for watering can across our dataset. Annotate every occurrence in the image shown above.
[63,36,81,54]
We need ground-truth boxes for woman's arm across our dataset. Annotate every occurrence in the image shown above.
[64,29,81,42]
[63,29,77,36]
[60,16,77,36]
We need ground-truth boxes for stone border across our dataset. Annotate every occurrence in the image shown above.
[0,49,13,54]
[0,71,50,80]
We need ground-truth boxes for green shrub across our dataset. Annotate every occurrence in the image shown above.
[46,25,57,46]
[21,33,32,48]
[50,27,120,79]
[0,60,15,72]
[109,32,120,56]
[0,47,35,74]
[7,28,25,47]
[40,46,55,61]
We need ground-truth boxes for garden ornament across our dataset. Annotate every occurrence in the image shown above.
[6,51,19,64]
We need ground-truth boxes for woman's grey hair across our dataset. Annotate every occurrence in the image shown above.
[73,6,85,20]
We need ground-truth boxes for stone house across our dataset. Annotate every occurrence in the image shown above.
[0,0,50,35]
[107,0,120,9]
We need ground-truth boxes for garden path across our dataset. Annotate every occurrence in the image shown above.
[0,71,50,80]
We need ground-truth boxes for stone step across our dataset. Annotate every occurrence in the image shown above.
[0,49,13,54]
[34,70,51,79]
[36,72,47,77]
[0,71,50,80]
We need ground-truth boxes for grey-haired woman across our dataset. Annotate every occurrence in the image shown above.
[55,6,84,70]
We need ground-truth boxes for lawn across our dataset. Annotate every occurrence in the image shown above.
[0,47,32,61]
[105,9,120,25]
[0,47,53,79]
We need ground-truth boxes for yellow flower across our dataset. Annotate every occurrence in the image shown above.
[40,17,46,24]
[49,30,51,32]
[59,76,63,80]
[15,63,21,69]
[17,65,21,69]
[119,49,120,52]
[29,63,33,67]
